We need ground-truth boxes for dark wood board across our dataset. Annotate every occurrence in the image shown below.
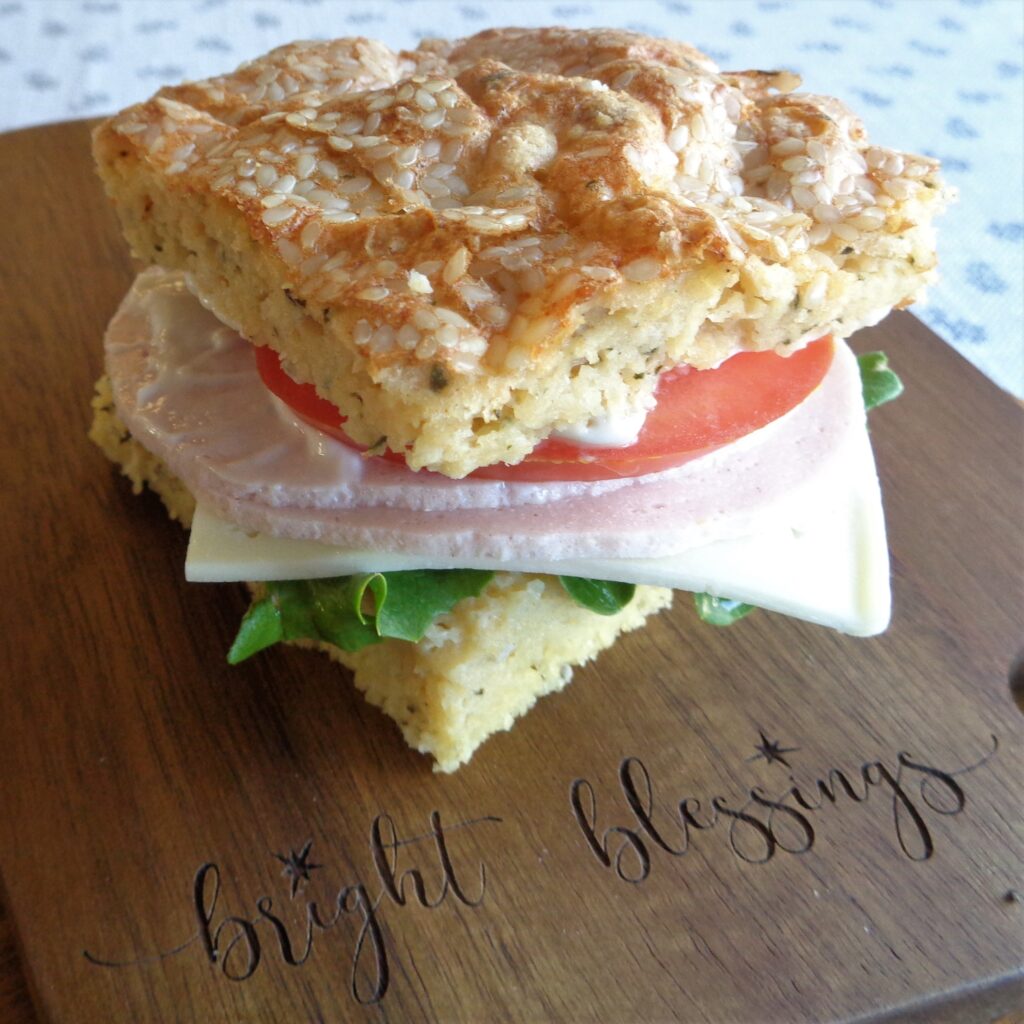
[1,120,1022,1024]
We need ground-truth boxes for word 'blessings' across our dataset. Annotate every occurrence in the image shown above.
[570,737,998,884]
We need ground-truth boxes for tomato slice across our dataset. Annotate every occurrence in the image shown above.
[254,338,834,482]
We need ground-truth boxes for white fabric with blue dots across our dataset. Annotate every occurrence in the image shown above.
[2,0,1020,396]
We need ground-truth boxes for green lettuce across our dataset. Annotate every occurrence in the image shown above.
[693,594,756,627]
[857,351,904,410]
[558,576,636,615]
[228,570,638,662]
[228,570,494,664]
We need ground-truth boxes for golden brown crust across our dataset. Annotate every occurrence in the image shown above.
[93,27,951,476]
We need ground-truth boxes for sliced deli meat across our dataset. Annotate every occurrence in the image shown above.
[106,268,870,562]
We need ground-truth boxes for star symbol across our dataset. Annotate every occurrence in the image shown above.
[747,730,800,768]
[273,839,321,899]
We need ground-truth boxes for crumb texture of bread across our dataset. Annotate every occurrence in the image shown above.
[89,397,672,771]
[90,376,197,526]
[93,27,951,477]
[309,574,672,772]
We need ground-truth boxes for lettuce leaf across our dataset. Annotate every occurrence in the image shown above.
[228,570,493,664]
[558,576,636,615]
[693,593,756,627]
[857,351,904,410]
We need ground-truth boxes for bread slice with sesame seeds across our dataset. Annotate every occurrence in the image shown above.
[89,378,672,771]
[92,28,951,478]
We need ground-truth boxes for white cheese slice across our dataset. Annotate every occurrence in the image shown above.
[185,421,890,637]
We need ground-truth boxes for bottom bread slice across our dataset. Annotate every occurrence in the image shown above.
[90,376,673,770]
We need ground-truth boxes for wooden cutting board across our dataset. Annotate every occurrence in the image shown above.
[1,120,1021,1024]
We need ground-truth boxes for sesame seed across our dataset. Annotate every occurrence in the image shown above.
[621,257,662,282]
[480,303,510,327]
[277,238,302,266]
[255,164,277,188]
[261,193,287,208]
[397,324,421,348]
[550,272,581,301]
[294,152,317,179]
[612,68,637,90]
[781,155,812,173]
[581,265,617,281]
[370,325,395,352]
[323,210,358,223]
[261,205,296,226]
[273,173,297,194]
[395,145,419,167]
[367,143,398,161]
[420,109,446,130]
[415,88,437,111]
[791,185,817,209]
[413,308,440,330]
[357,286,390,301]
[420,178,450,198]
[339,176,371,194]
[443,247,470,285]
[321,252,349,273]
[305,188,344,207]
[771,138,806,157]
[882,178,914,200]
[300,220,323,248]
[327,136,353,152]
[668,125,689,151]
[408,270,432,294]
[434,307,471,328]
[806,140,827,163]
[456,279,492,305]
[793,169,822,186]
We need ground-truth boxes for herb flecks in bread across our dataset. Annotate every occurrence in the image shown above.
[93,27,950,476]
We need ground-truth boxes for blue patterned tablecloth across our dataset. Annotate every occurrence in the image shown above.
[3,0,1021,396]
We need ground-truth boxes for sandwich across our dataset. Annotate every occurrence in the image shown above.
[89,28,949,771]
